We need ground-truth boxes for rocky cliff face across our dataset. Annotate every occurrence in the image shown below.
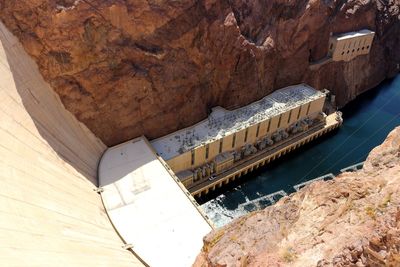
[0,0,399,145]
[193,127,400,267]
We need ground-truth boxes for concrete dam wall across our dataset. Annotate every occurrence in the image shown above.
[0,22,143,266]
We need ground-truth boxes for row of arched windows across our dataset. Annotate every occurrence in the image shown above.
[340,45,370,56]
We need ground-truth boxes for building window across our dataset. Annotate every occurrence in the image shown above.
[277,115,282,128]
[297,106,302,119]
[329,43,333,50]
[191,150,195,165]
[244,128,249,142]
[232,133,236,148]
[306,102,311,115]
[288,110,292,124]
[219,139,223,153]
[205,144,209,159]
[267,120,271,132]
[256,123,260,137]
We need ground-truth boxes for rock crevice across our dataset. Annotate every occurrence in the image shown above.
[0,0,399,145]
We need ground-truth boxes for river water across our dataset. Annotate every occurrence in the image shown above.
[201,75,400,228]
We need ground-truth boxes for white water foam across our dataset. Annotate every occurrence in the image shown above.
[201,188,288,228]
[200,195,250,228]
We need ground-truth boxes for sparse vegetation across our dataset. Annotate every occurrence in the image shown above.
[379,192,392,209]
[282,247,297,263]
[365,206,376,219]
[204,229,225,252]
[280,225,289,239]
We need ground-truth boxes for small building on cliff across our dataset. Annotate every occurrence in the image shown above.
[328,29,375,62]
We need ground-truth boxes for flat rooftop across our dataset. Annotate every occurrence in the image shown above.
[335,29,375,41]
[98,137,212,267]
[151,84,325,160]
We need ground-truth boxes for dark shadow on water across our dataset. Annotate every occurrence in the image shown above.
[341,76,397,119]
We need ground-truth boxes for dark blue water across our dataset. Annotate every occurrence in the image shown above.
[201,75,400,227]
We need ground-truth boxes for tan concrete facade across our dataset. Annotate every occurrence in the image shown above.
[269,115,280,133]
[215,152,234,173]
[309,97,326,117]
[160,88,326,185]
[247,124,258,143]
[222,134,234,153]
[235,128,247,149]
[190,112,342,197]
[258,119,269,137]
[177,170,195,187]
[328,29,375,62]
[208,139,220,161]
[194,145,206,167]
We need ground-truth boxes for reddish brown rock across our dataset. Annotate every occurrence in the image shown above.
[0,0,399,145]
[193,127,400,267]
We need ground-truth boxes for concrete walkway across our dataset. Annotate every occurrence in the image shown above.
[99,137,212,267]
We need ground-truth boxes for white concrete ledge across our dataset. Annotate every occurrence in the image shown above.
[99,137,212,267]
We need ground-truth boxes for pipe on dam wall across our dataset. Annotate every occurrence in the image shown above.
[0,22,144,266]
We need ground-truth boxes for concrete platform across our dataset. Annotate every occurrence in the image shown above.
[99,137,212,267]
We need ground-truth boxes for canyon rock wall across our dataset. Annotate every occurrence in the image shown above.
[0,0,399,145]
[193,126,400,267]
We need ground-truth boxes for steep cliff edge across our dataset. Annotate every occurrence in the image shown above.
[194,127,400,267]
[0,0,399,145]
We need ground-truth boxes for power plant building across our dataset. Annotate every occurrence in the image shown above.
[151,84,328,189]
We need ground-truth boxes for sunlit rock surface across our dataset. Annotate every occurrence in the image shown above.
[194,127,400,267]
[0,0,399,145]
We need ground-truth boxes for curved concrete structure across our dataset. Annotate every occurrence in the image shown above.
[99,137,212,267]
[0,22,144,266]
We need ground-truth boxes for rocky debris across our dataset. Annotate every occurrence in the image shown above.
[193,127,400,267]
[0,1,399,145]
